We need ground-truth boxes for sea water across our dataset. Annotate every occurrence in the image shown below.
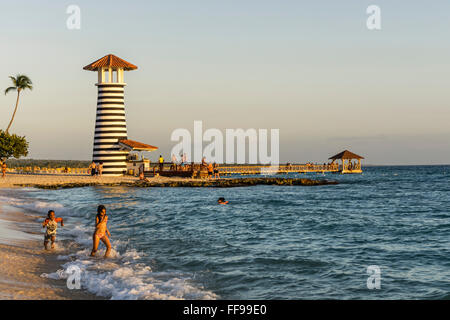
[1,166,449,299]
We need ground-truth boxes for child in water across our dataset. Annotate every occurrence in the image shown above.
[90,205,112,258]
[42,210,64,250]
[218,197,229,205]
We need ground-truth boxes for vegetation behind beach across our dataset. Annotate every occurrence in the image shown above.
[5,159,91,168]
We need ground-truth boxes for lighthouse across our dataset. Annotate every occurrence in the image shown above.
[84,54,157,176]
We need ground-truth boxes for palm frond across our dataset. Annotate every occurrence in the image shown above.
[8,76,17,86]
[4,86,16,95]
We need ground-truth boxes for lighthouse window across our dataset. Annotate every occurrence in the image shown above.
[104,69,109,83]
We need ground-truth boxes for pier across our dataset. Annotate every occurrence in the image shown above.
[217,164,340,175]
[5,150,364,178]
[143,150,364,178]
[143,162,358,178]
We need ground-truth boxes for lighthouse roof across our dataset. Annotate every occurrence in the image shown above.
[83,54,138,71]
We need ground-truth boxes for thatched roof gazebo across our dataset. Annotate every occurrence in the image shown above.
[329,150,364,173]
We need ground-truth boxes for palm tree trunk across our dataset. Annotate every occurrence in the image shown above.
[6,90,20,133]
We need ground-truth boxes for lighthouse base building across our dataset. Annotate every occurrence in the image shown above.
[83,54,157,176]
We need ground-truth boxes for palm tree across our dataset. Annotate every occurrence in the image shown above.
[4,74,33,133]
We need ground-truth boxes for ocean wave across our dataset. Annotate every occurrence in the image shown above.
[42,250,218,300]
[0,194,66,216]
[46,228,219,300]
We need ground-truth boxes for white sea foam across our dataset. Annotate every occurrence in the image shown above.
[60,227,217,300]
[42,255,217,300]
[0,195,66,216]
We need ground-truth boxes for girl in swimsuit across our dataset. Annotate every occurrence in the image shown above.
[90,205,112,258]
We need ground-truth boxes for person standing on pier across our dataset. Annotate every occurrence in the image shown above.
[159,155,164,172]
[97,162,103,177]
[1,161,7,178]
[89,161,97,177]
[180,153,187,171]
[171,154,178,171]
[138,163,145,180]
[207,162,214,179]
[213,162,220,179]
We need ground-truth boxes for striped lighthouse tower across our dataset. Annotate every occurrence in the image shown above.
[83,54,138,176]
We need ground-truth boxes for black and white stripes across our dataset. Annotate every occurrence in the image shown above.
[92,83,129,175]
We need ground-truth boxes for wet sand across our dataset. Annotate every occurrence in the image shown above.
[0,202,101,300]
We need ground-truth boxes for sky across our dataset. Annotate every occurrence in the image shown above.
[1,0,449,164]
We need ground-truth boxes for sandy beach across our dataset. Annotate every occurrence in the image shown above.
[0,173,215,189]
[0,200,100,300]
[0,174,141,189]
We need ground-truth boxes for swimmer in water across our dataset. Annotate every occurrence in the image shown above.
[217,197,229,205]
[42,210,64,250]
[90,205,112,258]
